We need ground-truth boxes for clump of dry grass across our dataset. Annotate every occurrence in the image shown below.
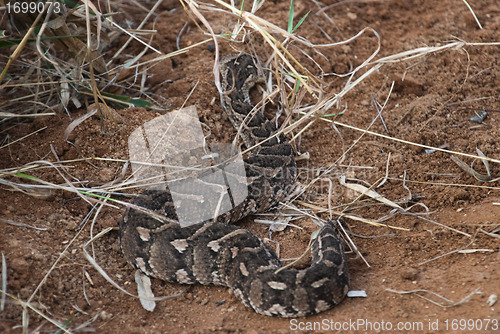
[0,0,164,123]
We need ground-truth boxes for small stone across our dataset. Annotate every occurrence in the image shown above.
[451,189,470,202]
[110,240,121,253]
[401,268,418,281]
[47,213,61,223]
[65,219,78,230]
[98,168,115,183]
[10,257,29,274]
[486,294,497,307]
[215,299,225,307]
[29,249,45,261]
[99,310,113,321]
[347,12,357,20]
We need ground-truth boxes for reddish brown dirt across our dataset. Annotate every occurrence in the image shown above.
[1,1,500,333]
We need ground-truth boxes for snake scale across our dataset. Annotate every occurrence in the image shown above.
[120,53,350,317]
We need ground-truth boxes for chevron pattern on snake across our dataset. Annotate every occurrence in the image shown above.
[120,53,350,317]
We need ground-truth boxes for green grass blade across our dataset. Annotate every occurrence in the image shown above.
[99,92,153,108]
[293,10,310,33]
[287,0,294,33]
[54,318,72,334]
[15,173,41,180]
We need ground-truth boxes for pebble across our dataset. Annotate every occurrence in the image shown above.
[487,294,497,307]
[347,12,357,20]
[47,213,62,223]
[98,167,115,183]
[99,310,113,321]
[65,219,78,230]
[401,268,419,281]
[10,257,29,273]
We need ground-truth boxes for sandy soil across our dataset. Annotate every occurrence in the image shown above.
[1,0,499,333]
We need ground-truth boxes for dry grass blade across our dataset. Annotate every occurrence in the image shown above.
[1,253,6,311]
[451,148,499,182]
[192,0,376,97]
[0,0,169,121]
[25,210,89,309]
[110,0,163,62]
[82,227,136,298]
[0,289,73,333]
[0,218,47,230]
[457,248,494,253]
[461,0,482,29]
[0,112,56,118]
[479,227,500,239]
[297,201,409,231]
[339,175,403,210]
[0,2,49,83]
[328,120,500,165]
[183,0,222,94]
[82,227,182,302]
[406,212,471,238]
[418,238,474,266]
[274,230,316,274]
[451,155,491,182]
[0,126,47,150]
[386,287,482,308]
[387,177,500,191]
[64,108,99,141]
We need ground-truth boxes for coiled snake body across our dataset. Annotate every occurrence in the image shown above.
[120,53,350,317]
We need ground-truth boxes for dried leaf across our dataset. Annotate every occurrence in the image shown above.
[339,175,402,209]
[347,290,367,298]
[451,155,491,182]
[64,107,98,141]
[135,270,156,312]
[476,148,491,177]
